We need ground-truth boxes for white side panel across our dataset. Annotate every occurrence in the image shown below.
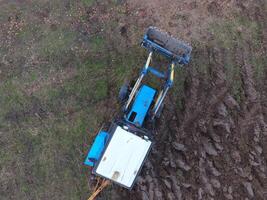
[95,126,152,188]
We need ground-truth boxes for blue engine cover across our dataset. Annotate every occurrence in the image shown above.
[126,85,156,126]
[84,131,109,167]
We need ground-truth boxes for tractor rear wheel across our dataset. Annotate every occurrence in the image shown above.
[118,82,129,102]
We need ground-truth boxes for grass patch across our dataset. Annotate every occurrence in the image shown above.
[81,0,95,7]
[89,35,105,53]
[210,15,258,49]
[39,28,76,58]
[0,1,114,199]
[251,56,266,81]
[209,14,265,102]
[0,80,28,119]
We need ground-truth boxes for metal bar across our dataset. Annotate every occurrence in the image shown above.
[147,67,165,79]
[152,62,175,117]
[124,52,153,111]
[144,51,153,70]
[153,87,169,116]
[170,63,175,82]
[152,90,163,111]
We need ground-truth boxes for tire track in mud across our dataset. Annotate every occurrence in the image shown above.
[237,42,267,199]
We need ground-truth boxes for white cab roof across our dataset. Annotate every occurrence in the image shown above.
[94,125,152,188]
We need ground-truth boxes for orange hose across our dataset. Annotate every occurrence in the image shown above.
[88,179,110,200]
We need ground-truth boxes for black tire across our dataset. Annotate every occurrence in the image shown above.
[118,82,129,102]
[146,26,192,57]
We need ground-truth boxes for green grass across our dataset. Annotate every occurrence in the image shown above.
[39,29,76,57]
[89,35,105,53]
[0,3,119,195]
[0,80,28,119]
[0,0,114,199]
[251,56,266,81]
[81,0,95,7]
[210,16,253,49]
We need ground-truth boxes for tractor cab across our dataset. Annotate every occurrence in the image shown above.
[125,85,156,127]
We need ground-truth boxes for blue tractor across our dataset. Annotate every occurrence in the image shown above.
[84,27,192,189]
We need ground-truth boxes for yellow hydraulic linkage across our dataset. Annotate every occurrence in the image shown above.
[124,51,153,111]
[152,62,175,118]
[88,178,110,200]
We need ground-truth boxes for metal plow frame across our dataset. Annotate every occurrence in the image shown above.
[141,26,192,65]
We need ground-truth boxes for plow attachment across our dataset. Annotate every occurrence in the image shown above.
[141,26,192,65]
